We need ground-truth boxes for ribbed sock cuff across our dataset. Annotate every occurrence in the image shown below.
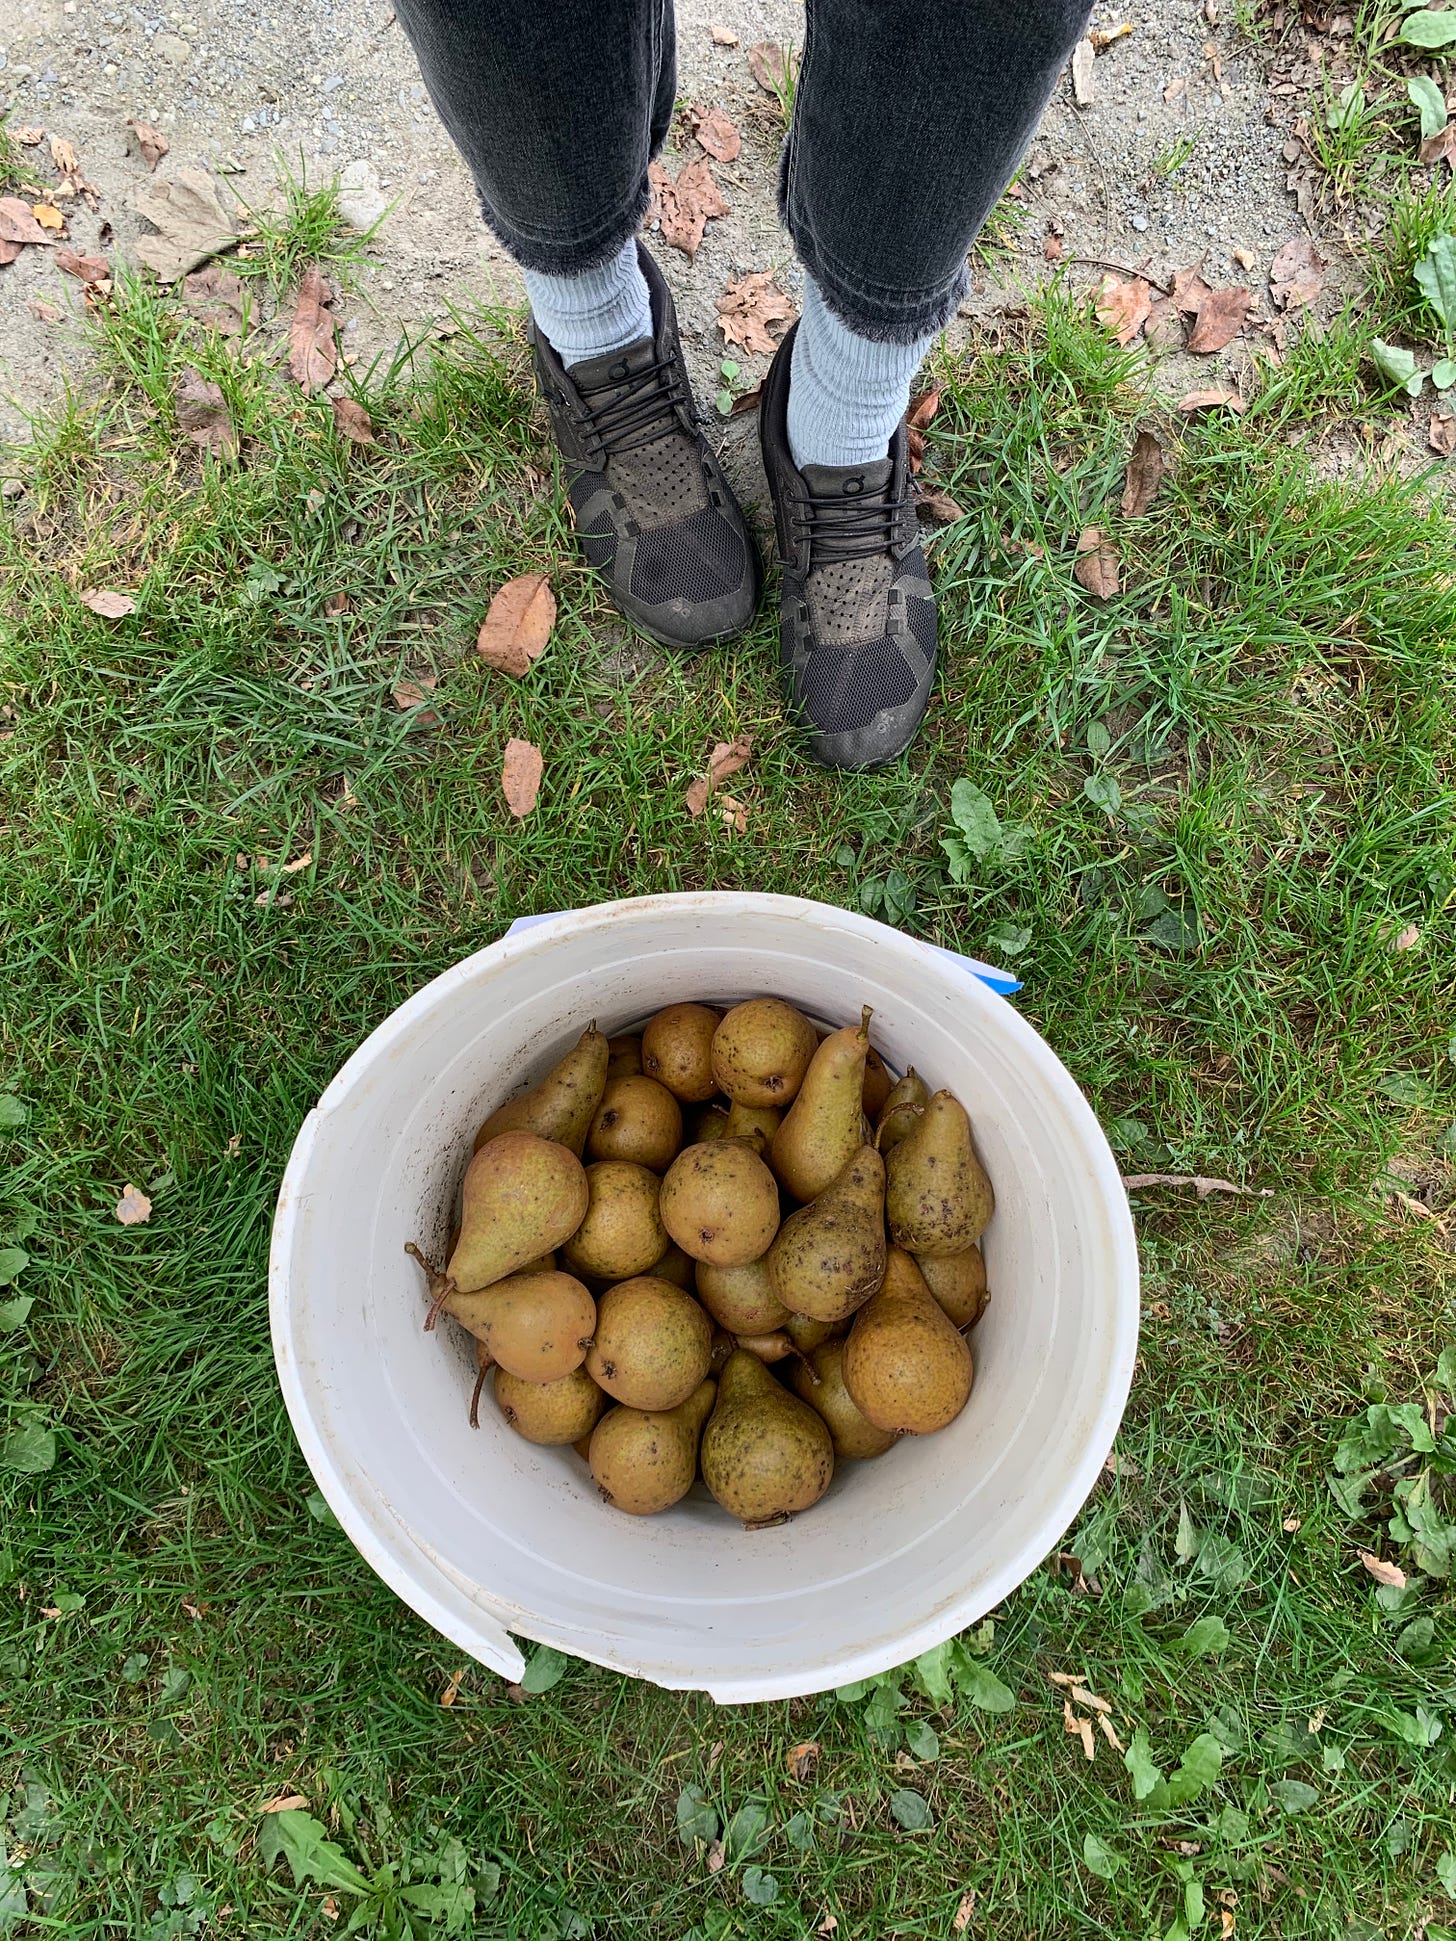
[524,236,653,367]
[786,277,937,470]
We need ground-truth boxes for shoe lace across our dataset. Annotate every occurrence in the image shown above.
[792,473,907,565]
[575,351,690,460]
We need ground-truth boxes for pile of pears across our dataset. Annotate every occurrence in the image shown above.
[408,995,996,1527]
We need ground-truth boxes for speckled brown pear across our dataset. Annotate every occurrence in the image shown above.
[917,1245,990,1329]
[641,1003,723,1102]
[446,1132,589,1292]
[422,1262,597,1384]
[606,1034,643,1080]
[711,997,819,1107]
[843,1247,973,1435]
[792,1338,896,1461]
[722,1099,782,1150]
[767,1144,887,1324]
[885,1090,994,1256]
[473,1024,608,1156]
[493,1364,607,1445]
[589,1379,716,1515]
[560,1160,667,1281]
[696,1256,791,1335]
[875,1067,930,1154]
[659,1138,781,1266]
[770,1006,873,1203]
[861,1045,893,1119]
[700,1349,834,1524]
[585,1276,713,1411]
[586,1074,683,1171]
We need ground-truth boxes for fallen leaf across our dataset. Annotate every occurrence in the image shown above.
[55,248,110,284]
[28,297,62,322]
[1187,285,1252,353]
[1123,1172,1269,1197]
[1269,236,1324,310]
[261,1793,309,1814]
[729,383,762,415]
[115,1184,153,1225]
[1047,1671,1089,1686]
[1175,387,1246,414]
[476,573,556,677]
[710,22,739,44]
[1120,427,1165,515]
[1095,273,1152,345]
[254,888,293,909]
[1071,36,1096,105]
[685,736,752,815]
[1071,1684,1113,1713]
[0,196,55,248]
[907,387,941,432]
[705,1841,725,1874]
[817,1917,838,1938]
[175,367,237,457]
[914,484,966,525]
[1063,1700,1096,1760]
[953,1891,977,1933]
[502,738,544,818]
[79,587,136,617]
[440,1667,465,1707]
[392,675,439,724]
[321,1898,340,1922]
[181,1594,204,1617]
[691,104,741,162]
[1358,1551,1406,1589]
[0,242,22,267]
[30,202,65,233]
[1163,73,1187,102]
[1419,124,1456,168]
[1073,525,1120,598]
[288,267,337,394]
[1283,1516,1302,1532]
[716,269,794,355]
[1393,923,1420,951]
[1143,295,1183,352]
[183,263,247,334]
[273,852,313,876]
[647,155,728,261]
[718,793,749,833]
[748,41,798,94]
[15,126,45,146]
[1221,1912,1235,1940]
[49,135,80,176]
[133,166,238,279]
[323,591,350,617]
[1092,19,1134,45]
[787,1740,820,1782]
[128,118,170,170]
[1171,263,1215,314]
[1098,1711,1125,1751]
[1043,232,1065,262]
[331,396,376,444]
[907,426,926,473]
[1430,408,1455,456]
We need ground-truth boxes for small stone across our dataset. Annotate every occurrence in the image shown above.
[240,113,255,131]
[1131,213,1148,232]
[154,29,190,63]
[321,73,344,91]
[337,157,388,230]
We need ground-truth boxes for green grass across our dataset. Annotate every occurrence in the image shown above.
[1368,173,1456,348]
[2,260,1455,1941]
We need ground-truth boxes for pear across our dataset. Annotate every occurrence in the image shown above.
[585,1275,713,1410]
[589,1379,716,1515]
[572,1433,594,1460]
[493,1363,607,1445]
[711,998,819,1107]
[696,1256,790,1335]
[917,1245,989,1329]
[606,1034,643,1080]
[700,1350,834,1523]
[770,1006,873,1203]
[446,1132,589,1292]
[693,1104,730,1142]
[586,1075,683,1171]
[876,1067,930,1154]
[792,1339,896,1460]
[733,1329,796,1363]
[885,1091,994,1255]
[862,1046,893,1119]
[473,1025,608,1156]
[660,1138,781,1266]
[767,1145,886,1324]
[785,1311,839,1353]
[560,1161,667,1281]
[843,1247,973,1435]
[650,1240,698,1291]
[641,1003,723,1103]
[432,1267,597,1384]
[722,1099,781,1149]
[708,1325,736,1375]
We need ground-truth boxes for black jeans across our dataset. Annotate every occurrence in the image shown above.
[394,0,1090,343]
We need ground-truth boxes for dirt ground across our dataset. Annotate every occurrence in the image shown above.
[0,0,1380,445]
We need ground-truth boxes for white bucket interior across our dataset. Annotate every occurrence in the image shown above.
[269,893,1139,1702]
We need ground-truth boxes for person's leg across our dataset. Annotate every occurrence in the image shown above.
[761,0,1089,767]
[393,0,759,647]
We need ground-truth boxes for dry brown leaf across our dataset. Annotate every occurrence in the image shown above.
[15,126,45,146]
[502,738,544,818]
[705,1841,725,1874]
[907,387,941,431]
[1044,231,1065,262]
[261,1793,309,1814]
[1120,427,1165,516]
[1171,263,1215,314]
[691,104,741,162]
[392,675,439,724]
[1358,1551,1406,1589]
[718,793,749,834]
[28,297,62,322]
[1098,1711,1125,1751]
[183,263,247,335]
[1071,1684,1113,1713]
[1175,387,1246,414]
[175,367,236,458]
[134,166,238,279]
[49,135,80,176]
[787,1740,820,1782]
[128,118,170,170]
[748,41,798,93]
[440,1667,465,1707]
[716,269,794,355]
[79,586,136,617]
[817,1917,838,1939]
[321,1897,340,1922]
[1063,1700,1096,1760]
[273,852,313,876]
[476,573,556,677]
[288,267,337,394]
[1047,1671,1087,1686]
[332,396,376,444]
[907,426,926,474]
[1144,295,1183,352]
[31,202,65,233]
[55,248,111,284]
[1123,1172,1267,1198]
[1187,285,1252,354]
[1163,73,1186,102]
[915,484,966,525]
[1430,409,1456,457]
[0,241,22,268]
[685,736,752,815]
[729,383,762,416]
[952,1891,977,1934]
[1071,37,1097,105]
[1393,923,1420,951]
[647,156,729,261]
[115,1183,153,1225]
[323,592,350,617]
[709,22,739,44]
[0,196,55,248]
[1095,273,1152,346]
[1419,124,1456,168]
[1268,236,1324,311]
[1073,525,1120,598]
[1283,1515,1302,1532]
[1221,1912,1235,1940]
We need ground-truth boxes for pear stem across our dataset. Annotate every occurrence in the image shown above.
[468,1359,492,1429]
[406,1240,458,1332]
[743,1511,791,1532]
[790,1350,820,1385]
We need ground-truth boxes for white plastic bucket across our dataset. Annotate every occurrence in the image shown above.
[269,892,1139,1703]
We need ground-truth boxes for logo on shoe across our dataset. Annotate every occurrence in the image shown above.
[840,475,864,496]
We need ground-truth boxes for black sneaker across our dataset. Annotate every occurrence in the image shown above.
[530,243,760,651]
[759,322,937,768]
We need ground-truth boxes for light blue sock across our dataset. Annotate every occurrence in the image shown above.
[787,277,937,471]
[524,235,653,368]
